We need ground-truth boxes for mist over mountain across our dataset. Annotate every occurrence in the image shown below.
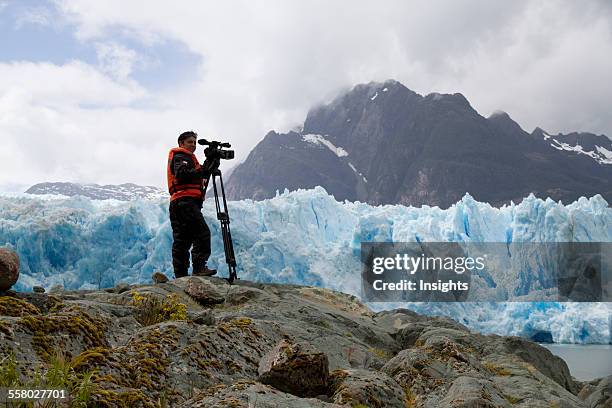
[226,80,612,208]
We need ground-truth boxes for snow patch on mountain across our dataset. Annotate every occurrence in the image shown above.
[596,145,612,161]
[348,162,367,183]
[302,134,349,157]
[536,134,612,165]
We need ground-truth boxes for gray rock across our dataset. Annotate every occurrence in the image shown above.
[329,368,406,408]
[32,286,45,293]
[152,271,169,284]
[382,347,449,397]
[225,285,266,305]
[0,248,19,292]
[480,335,579,394]
[115,282,131,294]
[0,276,594,408]
[179,381,342,408]
[191,309,215,325]
[582,375,612,408]
[258,340,330,397]
[435,376,510,408]
[184,277,225,305]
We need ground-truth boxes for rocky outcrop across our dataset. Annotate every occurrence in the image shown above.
[578,375,612,408]
[258,340,330,397]
[0,247,19,292]
[0,277,609,407]
[183,277,225,305]
[152,271,169,284]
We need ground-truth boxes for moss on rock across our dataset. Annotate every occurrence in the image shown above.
[0,296,41,317]
[17,305,108,361]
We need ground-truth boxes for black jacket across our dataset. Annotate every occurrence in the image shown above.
[172,152,209,182]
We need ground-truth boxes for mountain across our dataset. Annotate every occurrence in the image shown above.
[226,80,612,207]
[25,182,167,200]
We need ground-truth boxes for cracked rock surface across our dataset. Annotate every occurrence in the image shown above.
[0,276,609,407]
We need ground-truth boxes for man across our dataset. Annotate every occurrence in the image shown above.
[167,131,220,278]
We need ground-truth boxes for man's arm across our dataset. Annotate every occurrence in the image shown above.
[173,153,204,182]
[173,153,219,181]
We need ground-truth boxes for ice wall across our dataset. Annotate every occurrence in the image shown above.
[0,188,610,343]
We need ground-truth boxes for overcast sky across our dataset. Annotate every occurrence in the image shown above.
[1,0,611,192]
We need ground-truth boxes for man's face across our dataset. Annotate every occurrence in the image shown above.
[180,136,197,153]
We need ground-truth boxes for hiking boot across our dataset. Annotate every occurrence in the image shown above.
[193,266,217,277]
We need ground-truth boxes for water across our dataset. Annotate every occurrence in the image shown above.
[540,343,612,381]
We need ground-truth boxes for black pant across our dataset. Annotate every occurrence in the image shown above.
[169,197,211,278]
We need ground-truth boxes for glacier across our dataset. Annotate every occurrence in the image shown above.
[0,187,610,344]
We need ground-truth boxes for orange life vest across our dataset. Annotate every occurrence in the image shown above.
[167,147,205,201]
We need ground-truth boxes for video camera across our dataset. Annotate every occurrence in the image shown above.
[198,139,235,161]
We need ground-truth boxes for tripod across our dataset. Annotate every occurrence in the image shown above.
[208,169,238,284]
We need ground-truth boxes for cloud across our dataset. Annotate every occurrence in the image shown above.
[1,0,611,190]
[95,42,140,80]
[14,6,52,28]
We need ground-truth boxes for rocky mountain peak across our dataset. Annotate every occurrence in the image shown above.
[227,79,612,207]
[487,110,526,136]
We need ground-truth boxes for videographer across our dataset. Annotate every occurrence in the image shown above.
[167,130,220,278]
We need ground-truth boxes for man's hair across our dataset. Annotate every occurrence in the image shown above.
[178,130,198,145]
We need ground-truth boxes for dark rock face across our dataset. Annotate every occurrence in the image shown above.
[0,248,19,292]
[226,130,360,202]
[227,80,612,207]
[258,340,330,397]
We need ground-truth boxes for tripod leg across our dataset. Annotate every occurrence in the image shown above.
[211,171,238,284]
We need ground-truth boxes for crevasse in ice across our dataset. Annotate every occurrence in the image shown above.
[0,187,610,344]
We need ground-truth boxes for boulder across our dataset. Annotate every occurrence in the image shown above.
[33,286,45,293]
[184,277,225,305]
[0,248,19,292]
[115,282,131,294]
[258,340,330,397]
[191,309,215,325]
[329,368,406,408]
[152,272,169,284]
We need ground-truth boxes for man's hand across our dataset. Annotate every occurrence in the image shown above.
[202,158,221,178]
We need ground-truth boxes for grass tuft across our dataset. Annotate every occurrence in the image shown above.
[130,291,187,326]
